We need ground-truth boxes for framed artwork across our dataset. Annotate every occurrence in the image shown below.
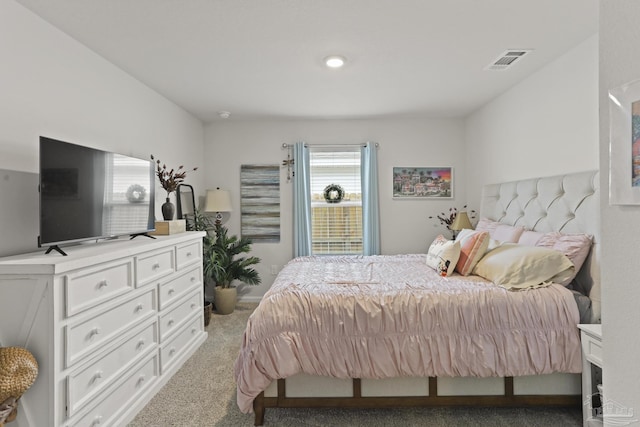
[393,167,453,199]
[240,164,280,242]
[610,78,640,205]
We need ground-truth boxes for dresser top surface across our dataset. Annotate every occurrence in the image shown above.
[0,232,204,275]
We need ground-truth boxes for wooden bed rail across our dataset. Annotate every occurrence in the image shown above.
[252,377,580,426]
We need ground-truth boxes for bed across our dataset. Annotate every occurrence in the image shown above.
[234,170,600,426]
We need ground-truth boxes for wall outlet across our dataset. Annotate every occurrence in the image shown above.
[270,265,279,275]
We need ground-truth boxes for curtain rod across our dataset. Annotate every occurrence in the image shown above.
[281,142,379,149]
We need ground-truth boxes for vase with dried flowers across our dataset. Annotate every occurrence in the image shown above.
[429,204,477,238]
[151,154,198,220]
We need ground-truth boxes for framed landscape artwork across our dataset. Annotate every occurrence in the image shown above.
[393,167,453,199]
[610,78,640,205]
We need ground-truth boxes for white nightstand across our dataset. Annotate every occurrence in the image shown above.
[578,324,603,427]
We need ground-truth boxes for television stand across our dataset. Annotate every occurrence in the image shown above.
[130,232,156,240]
[44,245,67,256]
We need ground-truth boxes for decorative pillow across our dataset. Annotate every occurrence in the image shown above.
[493,224,525,243]
[455,230,490,276]
[473,244,575,291]
[426,235,461,277]
[535,232,593,285]
[518,230,544,246]
[475,217,500,235]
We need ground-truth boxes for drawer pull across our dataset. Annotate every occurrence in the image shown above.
[89,327,101,339]
[168,319,175,327]
[152,262,160,270]
[137,374,146,386]
[137,339,146,349]
[98,280,108,289]
[190,302,197,309]
[135,303,144,312]
[92,370,103,383]
[169,347,176,356]
[186,251,192,257]
[191,328,197,334]
[168,288,175,295]
[91,415,103,425]
[190,276,196,282]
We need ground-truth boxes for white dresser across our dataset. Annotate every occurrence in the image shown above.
[0,232,207,427]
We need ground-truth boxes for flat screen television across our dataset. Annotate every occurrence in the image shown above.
[39,136,155,255]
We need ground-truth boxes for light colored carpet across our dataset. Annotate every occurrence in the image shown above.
[129,302,582,427]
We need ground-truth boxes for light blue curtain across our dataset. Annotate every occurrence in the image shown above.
[293,142,312,257]
[361,142,380,255]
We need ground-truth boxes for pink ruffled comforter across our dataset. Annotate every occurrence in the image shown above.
[234,254,582,413]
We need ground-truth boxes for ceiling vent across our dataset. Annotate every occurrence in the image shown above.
[485,49,532,71]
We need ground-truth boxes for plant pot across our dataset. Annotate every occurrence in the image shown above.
[214,286,237,315]
[203,300,213,326]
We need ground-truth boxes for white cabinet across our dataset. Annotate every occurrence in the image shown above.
[0,232,207,427]
[578,323,603,427]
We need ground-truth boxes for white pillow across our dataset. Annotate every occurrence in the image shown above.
[426,235,461,277]
[493,224,525,243]
[473,244,574,290]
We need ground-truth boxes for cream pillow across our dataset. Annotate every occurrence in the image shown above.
[426,235,461,277]
[473,244,574,290]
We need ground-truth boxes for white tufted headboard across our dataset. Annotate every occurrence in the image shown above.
[479,170,600,323]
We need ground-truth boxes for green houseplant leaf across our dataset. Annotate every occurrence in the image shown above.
[203,221,261,289]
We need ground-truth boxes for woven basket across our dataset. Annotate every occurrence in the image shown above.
[0,347,38,404]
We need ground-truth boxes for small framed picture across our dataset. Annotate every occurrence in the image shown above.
[392,167,453,199]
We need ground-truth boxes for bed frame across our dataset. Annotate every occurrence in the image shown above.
[252,170,600,426]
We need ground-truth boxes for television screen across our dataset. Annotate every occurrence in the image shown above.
[39,137,155,251]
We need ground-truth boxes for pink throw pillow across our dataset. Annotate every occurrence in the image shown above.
[475,218,500,235]
[535,231,593,285]
[518,230,544,246]
[455,231,490,276]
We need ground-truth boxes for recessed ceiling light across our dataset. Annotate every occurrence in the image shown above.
[324,55,346,68]
[218,111,231,119]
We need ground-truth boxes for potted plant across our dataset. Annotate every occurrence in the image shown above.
[204,221,261,314]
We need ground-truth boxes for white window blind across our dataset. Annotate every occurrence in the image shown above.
[309,148,362,255]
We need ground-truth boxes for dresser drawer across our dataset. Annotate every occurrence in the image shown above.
[69,354,159,427]
[582,331,603,368]
[66,289,156,367]
[160,314,201,374]
[176,240,201,270]
[65,259,134,317]
[66,320,157,417]
[159,291,201,342]
[158,265,201,310]
[136,247,175,287]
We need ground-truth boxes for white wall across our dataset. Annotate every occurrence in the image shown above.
[599,1,640,422]
[0,0,205,255]
[204,118,465,300]
[464,35,599,210]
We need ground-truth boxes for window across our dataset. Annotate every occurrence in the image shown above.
[309,148,362,255]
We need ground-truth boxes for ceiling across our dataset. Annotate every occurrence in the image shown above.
[15,0,598,123]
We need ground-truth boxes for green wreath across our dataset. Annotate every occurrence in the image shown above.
[323,183,345,204]
[126,184,147,203]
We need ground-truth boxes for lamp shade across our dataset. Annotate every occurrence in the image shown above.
[204,188,232,213]
[450,211,473,231]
